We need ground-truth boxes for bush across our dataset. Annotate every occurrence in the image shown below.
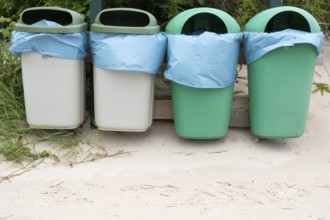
[104,0,329,34]
[0,0,329,35]
[104,0,268,29]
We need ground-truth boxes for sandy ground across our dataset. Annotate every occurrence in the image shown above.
[0,42,330,220]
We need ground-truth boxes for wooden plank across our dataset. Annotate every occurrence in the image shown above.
[238,45,246,65]
[153,96,250,128]
[153,100,173,120]
[230,96,250,128]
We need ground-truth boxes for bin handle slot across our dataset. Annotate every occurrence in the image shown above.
[99,11,149,27]
[22,9,73,26]
[265,11,311,33]
[182,13,228,35]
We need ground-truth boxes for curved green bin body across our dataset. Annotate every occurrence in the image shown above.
[245,6,321,138]
[166,7,240,139]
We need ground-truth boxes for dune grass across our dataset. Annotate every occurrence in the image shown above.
[0,42,106,165]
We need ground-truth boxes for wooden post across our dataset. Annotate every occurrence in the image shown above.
[90,0,103,24]
[269,0,283,8]
[89,0,103,128]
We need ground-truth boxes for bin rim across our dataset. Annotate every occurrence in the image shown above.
[91,8,160,34]
[244,6,321,33]
[165,7,241,34]
[15,23,88,34]
[15,6,87,33]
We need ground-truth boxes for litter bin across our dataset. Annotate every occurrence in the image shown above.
[164,8,242,139]
[10,7,87,129]
[244,6,324,138]
[90,8,166,132]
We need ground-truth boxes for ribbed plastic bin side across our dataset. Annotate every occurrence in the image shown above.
[171,82,234,139]
[165,8,241,139]
[21,52,85,129]
[245,6,322,138]
[14,7,87,129]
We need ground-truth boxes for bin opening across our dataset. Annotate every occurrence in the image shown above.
[265,11,310,33]
[182,13,227,35]
[99,10,149,27]
[22,9,72,26]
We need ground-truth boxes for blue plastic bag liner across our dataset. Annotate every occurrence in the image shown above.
[244,29,324,64]
[164,32,242,89]
[90,32,167,74]
[10,19,87,60]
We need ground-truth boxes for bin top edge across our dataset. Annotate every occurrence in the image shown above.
[14,23,87,33]
[21,6,79,12]
[165,7,240,34]
[17,6,86,28]
[90,24,160,34]
[93,7,158,28]
[244,6,321,33]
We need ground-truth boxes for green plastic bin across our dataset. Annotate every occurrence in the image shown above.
[165,7,240,139]
[245,6,321,138]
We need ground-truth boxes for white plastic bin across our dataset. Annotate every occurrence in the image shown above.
[21,52,85,129]
[90,8,165,132]
[11,7,88,129]
[94,69,154,131]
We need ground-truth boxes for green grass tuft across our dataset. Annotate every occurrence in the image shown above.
[0,42,105,165]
